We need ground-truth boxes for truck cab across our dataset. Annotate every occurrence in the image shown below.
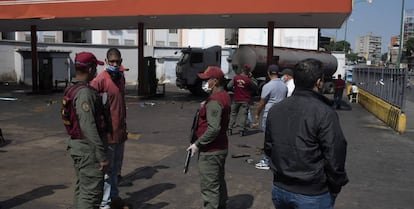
[176,46,221,95]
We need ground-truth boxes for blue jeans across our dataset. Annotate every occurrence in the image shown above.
[101,143,125,207]
[271,185,336,209]
[260,112,269,165]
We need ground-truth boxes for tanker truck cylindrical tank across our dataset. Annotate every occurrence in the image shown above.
[231,44,338,79]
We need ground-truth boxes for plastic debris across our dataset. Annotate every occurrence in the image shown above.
[245,159,254,164]
[231,154,250,158]
[0,97,17,101]
[144,102,156,106]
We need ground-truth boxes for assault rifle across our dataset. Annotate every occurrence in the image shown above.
[183,109,200,174]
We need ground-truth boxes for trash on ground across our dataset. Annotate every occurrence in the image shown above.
[0,97,18,101]
[237,144,251,148]
[245,159,254,164]
[144,102,156,106]
[231,154,250,158]
[127,133,141,140]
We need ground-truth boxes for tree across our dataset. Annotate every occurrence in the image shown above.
[346,53,359,62]
[321,40,351,53]
[335,40,351,53]
[381,53,388,62]
[405,38,414,57]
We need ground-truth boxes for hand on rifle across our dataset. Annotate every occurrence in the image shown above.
[187,144,199,157]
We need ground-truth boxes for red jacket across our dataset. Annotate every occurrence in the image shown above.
[90,70,127,144]
[232,75,254,102]
[196,91,230,152]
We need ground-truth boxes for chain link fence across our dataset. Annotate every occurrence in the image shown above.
[352,67,408,111]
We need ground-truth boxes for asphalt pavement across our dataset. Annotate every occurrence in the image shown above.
[0,84,413,209]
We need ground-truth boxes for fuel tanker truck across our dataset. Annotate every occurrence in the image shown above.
[176,44,338,95]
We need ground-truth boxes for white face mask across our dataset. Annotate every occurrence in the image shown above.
[202,81,212,93]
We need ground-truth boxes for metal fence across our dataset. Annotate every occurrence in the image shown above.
[352,67,408,110]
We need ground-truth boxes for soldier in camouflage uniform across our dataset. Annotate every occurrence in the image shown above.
[66,52,109,209]
[187,66,231,209]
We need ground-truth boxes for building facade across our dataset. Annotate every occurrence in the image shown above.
[403,9,414,44]
[1,28,318,50]
[355,32,382,63]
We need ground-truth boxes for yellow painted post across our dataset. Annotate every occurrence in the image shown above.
[397,113,406,134]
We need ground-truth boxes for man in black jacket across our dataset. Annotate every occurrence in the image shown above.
[264,59,348,209]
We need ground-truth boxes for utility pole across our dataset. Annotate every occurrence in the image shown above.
[396,0,405,69]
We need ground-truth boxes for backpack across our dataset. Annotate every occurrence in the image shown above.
[61,82,88,139]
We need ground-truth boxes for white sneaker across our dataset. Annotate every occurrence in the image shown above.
[255,160,270,170]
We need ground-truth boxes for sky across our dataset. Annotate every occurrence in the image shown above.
[321,0,413,54]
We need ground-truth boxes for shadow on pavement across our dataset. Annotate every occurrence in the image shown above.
[125,85,207,103]
[123,183,175,209]
[244,129,262,136]
[0,184,68,209]
[335,100,353,111]
[227,194,254,209]
[0,140,12,148]
[119,165,169,187]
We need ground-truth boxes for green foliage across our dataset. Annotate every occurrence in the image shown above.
[335,41,351,53]
[405,38,414,56]
[346,53,359,62]
[381,53,388,62]
[321,40,351,53]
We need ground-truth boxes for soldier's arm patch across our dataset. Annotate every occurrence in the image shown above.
[82,102,90,112]
[211,109,219,117]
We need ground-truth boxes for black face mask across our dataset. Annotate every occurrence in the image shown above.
[107,70,122,82]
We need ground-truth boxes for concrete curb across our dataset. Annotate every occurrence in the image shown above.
[358,88,406,133]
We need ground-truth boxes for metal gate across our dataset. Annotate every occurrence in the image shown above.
[352,67,408,111]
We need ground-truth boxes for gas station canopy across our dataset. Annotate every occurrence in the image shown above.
[0,0,352,31]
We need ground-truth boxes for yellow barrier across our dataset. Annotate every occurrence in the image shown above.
[358,88,406,133]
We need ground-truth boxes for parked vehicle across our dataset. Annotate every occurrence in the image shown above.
[175,46,222,95]
[176,44,338,95]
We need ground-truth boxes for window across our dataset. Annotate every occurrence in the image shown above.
[155,41,165,46]
[124,39,135,46]
[108,38,119,45]
[190,52,203,63]
[63,31,87,43]
[169,29,178,34]
[43,35,56,43]
[25,34,31,42]
[169,41,178,47]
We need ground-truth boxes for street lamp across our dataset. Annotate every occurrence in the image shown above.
[396,0,405,68]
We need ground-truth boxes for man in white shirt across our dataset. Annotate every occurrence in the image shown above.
[280,68,295,97]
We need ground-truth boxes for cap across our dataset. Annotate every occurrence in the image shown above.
[243,64,251,70]
[197,66,224,80]
[75,52,104,67]
[267,64,280,74]
[281,68,294,76]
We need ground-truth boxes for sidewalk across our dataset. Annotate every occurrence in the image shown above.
[0,85,413,209]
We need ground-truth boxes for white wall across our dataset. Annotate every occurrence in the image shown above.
[238,28,318,50]
[0,44,17,82]
[181,29,225,48]
[332,51,346,79]
[0,41,155,85]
